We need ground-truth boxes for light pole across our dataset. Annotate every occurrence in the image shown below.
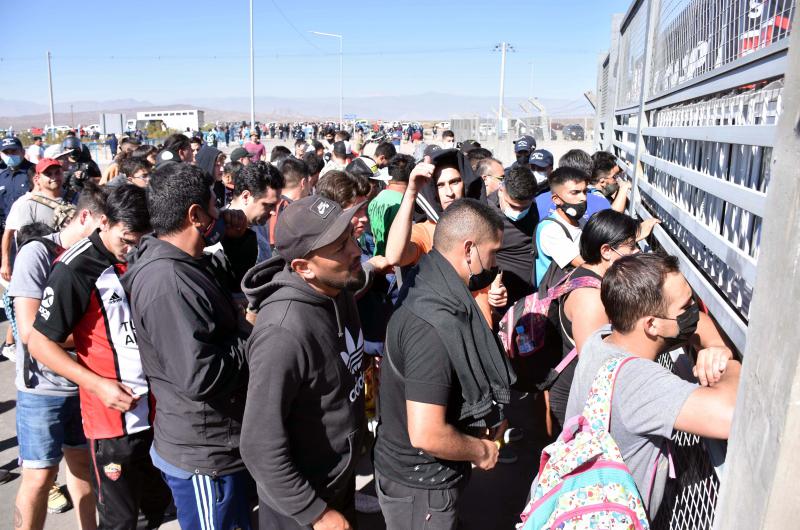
[249,0,255,129]
[311,31,343,130]
[493,42,515,139]
[46,51,55,141]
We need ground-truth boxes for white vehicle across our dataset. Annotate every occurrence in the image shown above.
[437,121,451,129]
[85,124,101,134]
[45,125,71,134]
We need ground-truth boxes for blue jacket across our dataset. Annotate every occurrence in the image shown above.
[0,160,33,226]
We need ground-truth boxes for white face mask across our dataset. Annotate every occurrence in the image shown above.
[533,170,547,184]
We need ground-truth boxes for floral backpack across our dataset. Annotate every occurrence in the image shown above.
[517,356,650,530]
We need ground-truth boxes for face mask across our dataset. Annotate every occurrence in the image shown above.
[503,205,530,222]
[558,199,587,222]
[466,245,499,292]
[199,211,225,246]
[1,153,22,167]
[602,182,619,198]
[660,303,700,351]
[516,153,529,165]
[533,170,548,183]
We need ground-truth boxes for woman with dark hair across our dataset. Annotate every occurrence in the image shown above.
[547,209,640,430]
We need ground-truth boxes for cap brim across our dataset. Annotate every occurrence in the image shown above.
[369,168,391,182]
[306,200,366,255]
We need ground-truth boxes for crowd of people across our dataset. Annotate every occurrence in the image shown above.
[0,126,742,530]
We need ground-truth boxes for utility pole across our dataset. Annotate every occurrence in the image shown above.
[70,104,74,129]
[46,51,55,141]
[529,61,534,100]
[494,42,515,138]
[249,0,255,129]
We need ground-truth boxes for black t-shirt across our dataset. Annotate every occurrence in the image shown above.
[548,266,602,426]
[220,228,258,287]
[373,306,470,489]
[488,191,539,308]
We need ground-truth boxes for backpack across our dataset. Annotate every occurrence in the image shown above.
[28,194,76,230]
[517,356,650,530]
[498,271,601,359]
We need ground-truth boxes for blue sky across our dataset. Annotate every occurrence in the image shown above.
[2,0,632,104]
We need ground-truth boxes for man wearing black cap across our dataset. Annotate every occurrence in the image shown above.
[240,195,367,530]
[321,141,349,177]
[229,146,252,166]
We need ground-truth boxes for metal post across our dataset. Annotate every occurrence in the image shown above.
[629,0,657,219]
[70,104,74,129]
[46,51,55,141]
[249,0,255,129]
[498,42,507,138]
[338,35,343,130]
[529,61,534,100]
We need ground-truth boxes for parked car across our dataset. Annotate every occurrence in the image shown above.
[563,124,585,141]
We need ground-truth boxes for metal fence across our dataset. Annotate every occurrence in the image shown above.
[596,0,795,528]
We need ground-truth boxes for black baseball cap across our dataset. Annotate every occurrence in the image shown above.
[230,147,249,163]
[458,140,481,153]
[423,144,442,159]
[275,195,364,262]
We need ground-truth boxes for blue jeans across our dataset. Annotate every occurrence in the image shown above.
[16,391,86,468]
[162,469,254,530]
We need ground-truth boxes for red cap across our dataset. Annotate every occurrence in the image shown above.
[36,158,62,174]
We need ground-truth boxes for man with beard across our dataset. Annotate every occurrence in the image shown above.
[241,195,367,530]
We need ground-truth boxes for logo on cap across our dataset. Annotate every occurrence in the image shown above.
[532,152,543,160]
[311,198,334,218]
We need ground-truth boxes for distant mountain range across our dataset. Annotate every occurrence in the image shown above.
[0,93,594,129]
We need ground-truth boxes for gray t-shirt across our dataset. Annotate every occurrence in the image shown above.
[565,326,696,515]
[8,232,78,396]
[5,193,63,231]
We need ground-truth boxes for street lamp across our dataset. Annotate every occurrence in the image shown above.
[311,31,343,130]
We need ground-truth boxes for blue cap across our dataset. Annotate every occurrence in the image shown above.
[529,149,554,168]
[0,137,23,152]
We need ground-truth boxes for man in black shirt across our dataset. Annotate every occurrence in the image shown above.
[215,162,283,288]
[487,165,540,309]
[374,199,514,530]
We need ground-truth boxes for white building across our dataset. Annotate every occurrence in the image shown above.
[135,109,204,132]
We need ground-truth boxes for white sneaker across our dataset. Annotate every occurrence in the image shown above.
[1,343,16,363]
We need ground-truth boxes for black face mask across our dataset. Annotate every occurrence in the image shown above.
[559,200,587,223]
[602,182,619,198]
[466,246,499,292]
[660,303,700,351]
[516,153,530,165]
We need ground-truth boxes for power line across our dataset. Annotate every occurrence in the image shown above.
[268,0,325,53]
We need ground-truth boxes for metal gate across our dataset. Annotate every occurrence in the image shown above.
[596,0,796,528]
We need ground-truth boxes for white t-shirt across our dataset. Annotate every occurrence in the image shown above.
[538,217,582,268]
[25,144,44,163]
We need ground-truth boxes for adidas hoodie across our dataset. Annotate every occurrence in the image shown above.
[240,255,367,526]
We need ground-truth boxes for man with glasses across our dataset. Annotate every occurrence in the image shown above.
[106,157,152,189]
[475,157,505,196]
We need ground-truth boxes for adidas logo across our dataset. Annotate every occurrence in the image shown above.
[340,328,364,376]
[108,292,123,304]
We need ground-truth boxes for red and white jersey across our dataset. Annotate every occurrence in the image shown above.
[33,230,151,440]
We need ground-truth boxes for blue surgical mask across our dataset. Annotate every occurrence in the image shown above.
[503,205,530,222]
[1,153,22,167]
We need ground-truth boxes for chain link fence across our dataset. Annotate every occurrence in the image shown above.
[596,0,795,528]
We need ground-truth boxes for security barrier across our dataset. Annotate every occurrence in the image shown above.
[596,0,795,527]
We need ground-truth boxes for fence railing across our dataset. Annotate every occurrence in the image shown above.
[596,0,795,528]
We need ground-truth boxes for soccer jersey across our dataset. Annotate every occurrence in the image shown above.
[33,229,151,440]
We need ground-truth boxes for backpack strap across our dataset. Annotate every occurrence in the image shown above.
[581,356,637,433]
[539,215,577,241]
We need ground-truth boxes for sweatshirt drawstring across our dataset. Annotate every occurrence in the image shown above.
[330,297,343,337]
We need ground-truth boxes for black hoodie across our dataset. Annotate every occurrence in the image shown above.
[240,256,366,526]
[121,235,249,477]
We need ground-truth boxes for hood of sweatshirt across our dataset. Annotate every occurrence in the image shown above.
[242,254,348,337]
[122,234,202,292]
[414,148,486,223]
[194,144,222,177]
